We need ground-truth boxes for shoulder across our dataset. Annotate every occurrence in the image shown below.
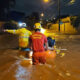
[18,28,24,31]
[31,33,36,36]
[40,33,46,37]
[25,29,32,34]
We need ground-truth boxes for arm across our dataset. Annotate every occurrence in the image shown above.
[44,35,48,50]
[45,42,48,51]
[3,29,20,34]
[28,30,32,36]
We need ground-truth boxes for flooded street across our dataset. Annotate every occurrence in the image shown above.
[0,33,80,80]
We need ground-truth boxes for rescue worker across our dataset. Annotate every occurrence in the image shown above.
[47,36,56,49]
[3,23,32,58]
[30,23,48,65]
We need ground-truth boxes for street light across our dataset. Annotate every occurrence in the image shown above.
[40,13,44,24]
[58,0,60,32]
[41,13,44,17]
[44,0,49,3]
[41,0,49,18]
[43,0,60,32]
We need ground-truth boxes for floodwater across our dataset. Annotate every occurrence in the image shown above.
[0,33,80,80]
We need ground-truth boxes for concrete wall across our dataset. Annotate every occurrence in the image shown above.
[50,17,77,34]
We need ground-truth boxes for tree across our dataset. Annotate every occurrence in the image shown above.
[70,16,80,29]
[0,0,15,20]
[3,20,18,29]
[25,12,40,30]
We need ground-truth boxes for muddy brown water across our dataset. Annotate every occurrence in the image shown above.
[0,34,80,80]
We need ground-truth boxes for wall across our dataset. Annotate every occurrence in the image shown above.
[50,17,77,34]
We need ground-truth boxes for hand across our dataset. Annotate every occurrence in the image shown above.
[45,48,48,51]
[3,30,6,32]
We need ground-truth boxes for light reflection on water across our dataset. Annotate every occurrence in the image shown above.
[15,60,32,80]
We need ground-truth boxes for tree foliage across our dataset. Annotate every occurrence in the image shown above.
[3,20,18,29]
[0,0,15,20]
[70,16,80,29]
[25,12,40,30]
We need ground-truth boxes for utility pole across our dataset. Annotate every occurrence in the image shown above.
[58,0,60,32]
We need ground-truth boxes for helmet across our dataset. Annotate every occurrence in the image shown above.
[18,22,27,28]
[22,23,26,27]
[34,23,42,29]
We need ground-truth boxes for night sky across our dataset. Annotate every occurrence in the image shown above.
[12,0,80,19]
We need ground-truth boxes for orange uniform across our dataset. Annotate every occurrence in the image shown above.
[30,32,47,65]
[32,50,56,65]
[30,32,47,52]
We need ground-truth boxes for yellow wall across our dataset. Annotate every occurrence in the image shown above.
[50,17,77,34]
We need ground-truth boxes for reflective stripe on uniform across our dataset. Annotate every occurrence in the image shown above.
[19,36,29,38]
[13,30,16,33]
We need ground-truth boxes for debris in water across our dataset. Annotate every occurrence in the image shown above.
[60,53,66,57]
[58,73,63,77]
[56,49,60,54]
[66,72,71,76]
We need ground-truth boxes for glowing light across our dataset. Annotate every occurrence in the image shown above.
[44,0,49,3]
[41,28,46,33]
[71,0,75,3]
[53,17,56,20]
[41,13,44,17]
[30,51,33,57]
[18,22,22,27]
[18,22,26,27]
[68,0,76,5]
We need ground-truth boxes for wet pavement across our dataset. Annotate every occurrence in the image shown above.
[0,33,80,80]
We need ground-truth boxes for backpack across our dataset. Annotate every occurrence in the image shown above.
[47,37,55,47]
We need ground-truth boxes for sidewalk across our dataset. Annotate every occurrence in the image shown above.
[55,34,80,41]
[46,33,80,41]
